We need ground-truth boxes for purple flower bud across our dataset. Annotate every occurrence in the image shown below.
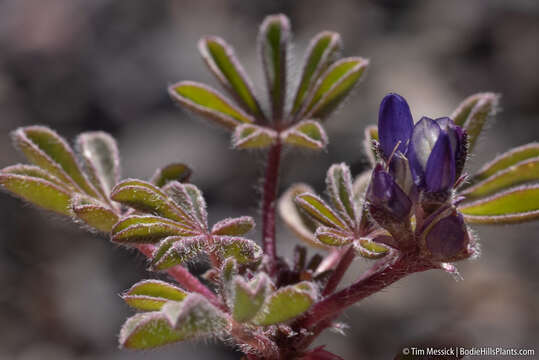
[436,117,467,179]
[366,164,412,221]
[378,93,413,159]
[408,117,456,193]
[420,210,471,262]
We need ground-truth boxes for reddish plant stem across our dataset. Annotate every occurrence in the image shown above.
[299,253,434,330]
[136,244,223,310]
[261,141,282,275]
[322,246,355,296]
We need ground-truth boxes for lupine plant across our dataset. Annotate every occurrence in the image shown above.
[1,14,538,360]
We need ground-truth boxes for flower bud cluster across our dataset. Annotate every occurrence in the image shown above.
[366,93,475,262]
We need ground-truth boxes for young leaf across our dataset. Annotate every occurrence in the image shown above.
[259,14,290,120]
[211,216,255,236]
[281,120,328,150]
[169,81,255,129]
[1,164,67,188]
[295,193,347,229]
[0,173,72,215]
[75,132,120,198]
[459,184,539,224]
[12,126,99,197]
[212,236,263,265]
[301,57,369,120]
[460,158,539,199]
[315,227,353,247]
[150,163,192,188]
[292,31,342,116]
[112,221,194,245]
[119,312,188,349]
[450,92,499,152]
[122,279,188,311]
[353,238,389,259]
[183,184,208,228]
[161,294,226,332]
[150,236,178,268]
[119,294,226,349]
[110,179,191,224]
[467,142,539,185]
[232,124,278,149]
[278,184,324,248]
[199,36,263,118]
[363,125,379,166]
[232,274,270,323]
[252,281,317,326]
[152,236,208,271]
[71,196,119,232]
[326,163,356,224]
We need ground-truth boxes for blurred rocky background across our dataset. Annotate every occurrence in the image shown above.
[0,0,538,359]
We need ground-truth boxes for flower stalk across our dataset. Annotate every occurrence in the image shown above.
[262,140,282,275]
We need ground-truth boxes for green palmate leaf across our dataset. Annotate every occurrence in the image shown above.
[326,163,356,224]
[252,281,317,326]
[110,179,191,224]
[211,216,255,236]
[153,236,207,271]
[199,36,263,118]
[459,185,539,224]
[169,81,255,129]
[0,173,72,215]
[123,279,188,311]
[75,132,120,198]
[295,193,347,229]
[450,92,499,152]
[315,226,353,247]
[353,238,389,259]
[292,31,342,116]
[71,196,119,232]
[232,124,278,149]
[467,142,539,185]
[363,125,379,166]
[461,158,539,199]
[119,294,226,349]
[12,126,99,197]
[301,57,369,120]
[212,236,263,265]
[278,183,324,248]
[1,164,66,188]
[150,163,192,188]
[260,14,290,120]
[232,274,270,323]
[281,120,328,150]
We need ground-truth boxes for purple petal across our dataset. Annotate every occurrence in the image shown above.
[424,131,456,192]
[367,164,411,220]
[408,117,441,186]
[436,117,467,178]
[424,211,469,261]
[378,93,413,159]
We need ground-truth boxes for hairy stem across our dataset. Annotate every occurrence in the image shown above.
[262,141,282,274]
[322,246,355,296]
[136,244,223,310]
[301,252,434,329]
